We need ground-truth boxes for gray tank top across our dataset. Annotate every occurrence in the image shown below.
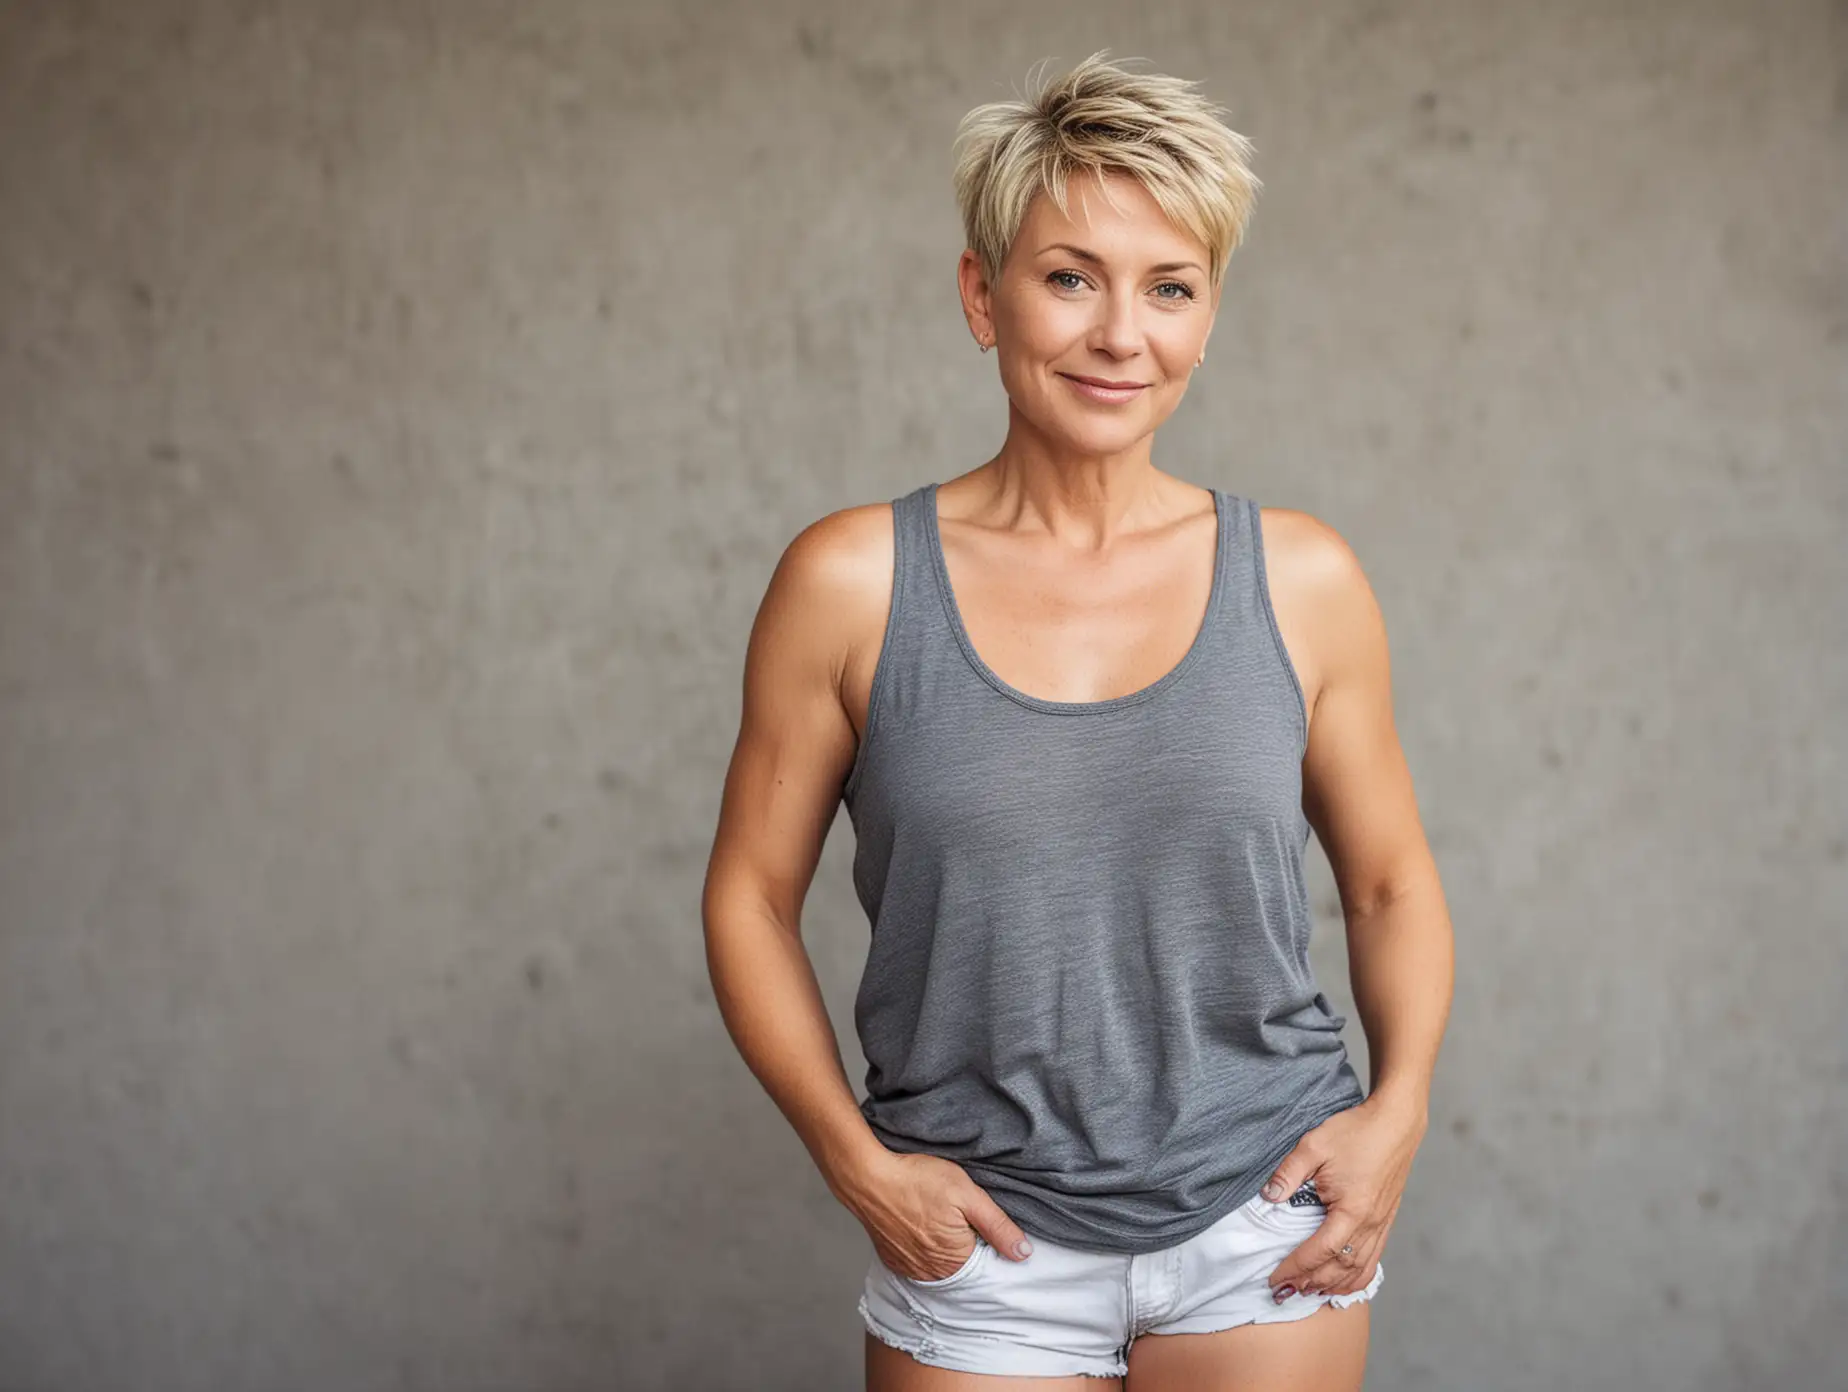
[842,480,1366,1255]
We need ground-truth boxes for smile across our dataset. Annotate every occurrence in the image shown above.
[1059,374,1150,405]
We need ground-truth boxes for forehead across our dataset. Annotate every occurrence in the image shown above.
[1016,169,1207,266]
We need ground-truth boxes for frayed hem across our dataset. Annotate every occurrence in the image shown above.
[1322,1286,1376,1309]
[858,1295,934,1362]
[859,1295,1127,1378]
[1321,1260,1386,1309]
[1144,1265,1383,1338]
[1276,1263,1384,1317]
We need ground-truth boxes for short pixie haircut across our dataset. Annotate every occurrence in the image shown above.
[951,51,1262,294]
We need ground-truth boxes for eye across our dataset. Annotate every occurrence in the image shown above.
[1154,280,1198,302]
[1048,270,1087,292]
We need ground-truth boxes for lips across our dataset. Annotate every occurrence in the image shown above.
[1060,373,1150,404]
[1062,374,1148,389]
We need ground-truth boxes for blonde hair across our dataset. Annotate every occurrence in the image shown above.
[951,51,1262,293]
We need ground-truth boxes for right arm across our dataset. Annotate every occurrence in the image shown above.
[700,503,1034,1277]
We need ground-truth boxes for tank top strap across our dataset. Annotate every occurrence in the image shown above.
[1205,491,1310,762]
[1209,488,1256,623]
[843,484,948,803]
[876,482,960,665]
[887,483,939,636]
[1209,486,1238,624]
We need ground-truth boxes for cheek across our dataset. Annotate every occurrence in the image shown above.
[1154,324,1205,369]
[1017,305,1093,354]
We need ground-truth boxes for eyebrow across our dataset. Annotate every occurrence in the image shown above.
[1035,242,1205,276]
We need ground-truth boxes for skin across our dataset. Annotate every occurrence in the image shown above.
[702,168,1455,1391]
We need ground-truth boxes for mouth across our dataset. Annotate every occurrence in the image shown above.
[1059,373,1150,405]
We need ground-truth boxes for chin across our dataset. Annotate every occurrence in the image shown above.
[1051,417,1151,453]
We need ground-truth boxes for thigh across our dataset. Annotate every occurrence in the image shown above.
[1123,1300,1369,1392]
[858,1229,1132,1384]
[1123,1188,1384,1391]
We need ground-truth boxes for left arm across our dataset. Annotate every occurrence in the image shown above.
[1257,507,1456,1299]
[1295,515,1453,1128]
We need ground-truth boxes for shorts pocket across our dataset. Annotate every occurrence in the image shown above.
[902,1234,989,1289]
[1250,1182,1329,1233]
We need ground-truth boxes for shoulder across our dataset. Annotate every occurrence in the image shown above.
[1253,505,1389,686]
[752,497,899,675]
[771,498,896,609]
[1254,505,1378,617]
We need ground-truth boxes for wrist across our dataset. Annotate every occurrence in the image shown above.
[821,1136,900,1213]
[1364,1081,1430,1130]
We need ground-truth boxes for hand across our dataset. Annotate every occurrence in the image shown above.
[1263,1094,1426,1302]
[846,1151,1036,1282]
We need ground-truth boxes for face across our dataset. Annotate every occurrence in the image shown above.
[959,168,1219,457]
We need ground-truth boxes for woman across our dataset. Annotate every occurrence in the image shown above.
[703,51,1454,1390]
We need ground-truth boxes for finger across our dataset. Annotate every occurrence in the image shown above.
[1302,1203,1397,1296]
[1299,1225,1379,1296]
[1268,1210,1361,1297]
[1267,1235,1316,1301]
[1314,1195,1401,1294]
[1259,1155,1315,1204]
[1307,1256,1380,1299]
[965,1191,1035,1261]
[875,1223,975,1284]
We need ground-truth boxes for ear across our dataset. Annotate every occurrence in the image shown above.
[957,248,996,347]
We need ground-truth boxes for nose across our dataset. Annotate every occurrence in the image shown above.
[1087,286,1144,360]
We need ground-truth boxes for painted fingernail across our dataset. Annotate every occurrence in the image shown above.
[1262,1178,1284,1200]
[1014,1239,1033,1258]
[1273,1285,1295,1303]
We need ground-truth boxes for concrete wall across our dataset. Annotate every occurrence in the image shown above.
[1,2,1842,1388]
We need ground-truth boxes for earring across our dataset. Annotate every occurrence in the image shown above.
[980,337,992,353]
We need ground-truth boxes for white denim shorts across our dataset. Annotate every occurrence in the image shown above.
[858,1180,1385,1379]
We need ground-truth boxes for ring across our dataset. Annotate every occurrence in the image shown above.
[1340,1244,1353,1254]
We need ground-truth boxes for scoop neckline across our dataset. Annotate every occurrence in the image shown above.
[922,480,1227,716]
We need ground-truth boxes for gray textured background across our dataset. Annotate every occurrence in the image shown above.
[1,2,1843,1389]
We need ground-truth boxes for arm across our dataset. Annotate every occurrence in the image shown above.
[1255,508,1455,1300]
[701,503,1034,1277]
[701,505,895,1210]
[1291,515,1454,1130]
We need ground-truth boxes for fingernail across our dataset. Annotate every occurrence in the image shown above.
[1273,1285,1295,1303]
[1014,1239,1033,1258]
[1262,1179,1283,1200]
